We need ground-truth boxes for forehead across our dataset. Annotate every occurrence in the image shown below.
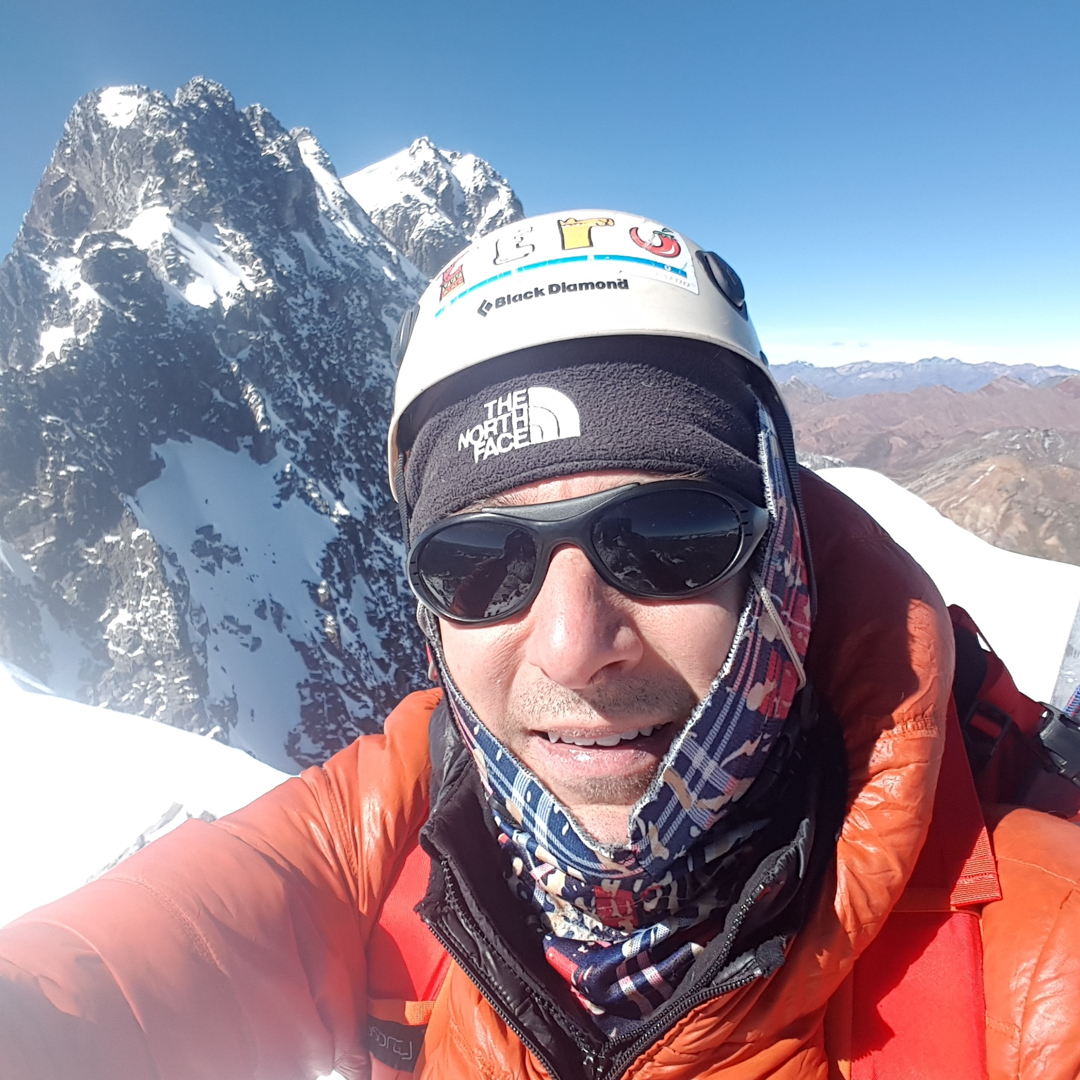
[474,469,681,511]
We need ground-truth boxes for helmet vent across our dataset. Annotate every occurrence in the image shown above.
[696,251,748,319]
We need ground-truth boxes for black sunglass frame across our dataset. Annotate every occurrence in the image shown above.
[407,480,770,625]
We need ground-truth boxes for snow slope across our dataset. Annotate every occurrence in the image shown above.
[0,662,289,926]
[819,467,1080,704]
[129,435,344,766]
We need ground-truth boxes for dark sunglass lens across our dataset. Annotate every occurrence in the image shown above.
[592,490,745,594]
[416,522,538,620]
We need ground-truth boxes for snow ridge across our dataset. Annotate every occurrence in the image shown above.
[0,659,287,925]
[818,467,1080,704]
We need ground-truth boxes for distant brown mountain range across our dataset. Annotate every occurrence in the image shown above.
[782,375,1080,566]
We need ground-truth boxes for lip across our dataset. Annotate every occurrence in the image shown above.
[525,722,677,778]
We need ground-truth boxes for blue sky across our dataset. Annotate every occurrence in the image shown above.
[2,0,1077,367]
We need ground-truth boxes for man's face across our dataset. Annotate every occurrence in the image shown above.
[438,470,748,847]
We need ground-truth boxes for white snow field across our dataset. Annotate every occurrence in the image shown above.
[818,468,1080,705]
[96,85,143,128]
[0,662,289,927]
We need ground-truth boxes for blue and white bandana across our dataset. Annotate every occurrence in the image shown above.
[426,404,811,1034]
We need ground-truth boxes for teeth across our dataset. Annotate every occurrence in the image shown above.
[545,725,658,747]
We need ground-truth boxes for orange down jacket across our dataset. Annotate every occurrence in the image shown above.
[2,471,1080,1080]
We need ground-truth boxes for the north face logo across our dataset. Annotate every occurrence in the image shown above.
[457,387,581,463]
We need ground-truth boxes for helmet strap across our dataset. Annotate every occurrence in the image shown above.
[395,451,411,545]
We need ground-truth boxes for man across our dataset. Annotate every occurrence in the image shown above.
[1,209,1079,1079]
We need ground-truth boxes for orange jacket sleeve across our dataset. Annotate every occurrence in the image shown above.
[982,805,1080,1080]
[0,689,439,1080]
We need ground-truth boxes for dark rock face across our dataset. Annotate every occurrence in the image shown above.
[0,79,432,769]
[342,136,523,277]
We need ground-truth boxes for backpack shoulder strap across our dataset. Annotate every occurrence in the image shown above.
[951,604,1080,817]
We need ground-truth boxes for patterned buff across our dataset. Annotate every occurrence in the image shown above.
[429,404,812,1035]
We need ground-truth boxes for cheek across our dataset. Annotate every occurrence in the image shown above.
[647,581,747,699]
[438,621,521,724]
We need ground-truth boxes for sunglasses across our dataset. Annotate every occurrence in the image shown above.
[407,480,769,625]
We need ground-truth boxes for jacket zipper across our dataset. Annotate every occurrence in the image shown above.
[602,965,765,1079]
[603,878,770,1080]
[422,859,574,1080]
[425,861,772,1080]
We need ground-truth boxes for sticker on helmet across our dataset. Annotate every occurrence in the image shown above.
[431,216,700,318]
[558,217,615,250]
[439,260,465,299]
[629,226,681,259]
[493,226,536,265]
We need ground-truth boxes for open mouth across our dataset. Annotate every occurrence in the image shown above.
[542,722,672,749]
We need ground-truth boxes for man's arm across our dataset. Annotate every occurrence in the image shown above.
[0,688,440,1080]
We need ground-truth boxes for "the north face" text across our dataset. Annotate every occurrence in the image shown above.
[456,386,581,462]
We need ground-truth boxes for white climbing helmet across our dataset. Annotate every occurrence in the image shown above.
[387,208,773,498]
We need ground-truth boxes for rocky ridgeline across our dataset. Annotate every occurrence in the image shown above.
[774,357,1077,397]
[0,79,518,769]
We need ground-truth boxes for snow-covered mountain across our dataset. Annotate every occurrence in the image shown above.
[342,136,523,277]
[774,357,1077,397]
[0,79,436,770]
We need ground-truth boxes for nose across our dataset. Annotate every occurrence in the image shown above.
[523,545,643,689]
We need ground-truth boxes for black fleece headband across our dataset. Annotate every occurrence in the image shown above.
[401,336,763,541]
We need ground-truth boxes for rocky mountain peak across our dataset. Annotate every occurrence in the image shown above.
[0,79,427,769]
[173,75,237,111]
[341,136,523,276]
